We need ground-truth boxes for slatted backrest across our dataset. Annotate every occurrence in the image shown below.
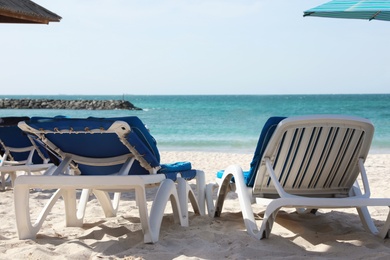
[253,115,374,198]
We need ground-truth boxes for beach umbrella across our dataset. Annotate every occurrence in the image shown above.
[303,0,390,22]
[0,0,61,24]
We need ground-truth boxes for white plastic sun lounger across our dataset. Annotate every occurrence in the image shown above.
[206,115,390,239]
[0,116,56,190]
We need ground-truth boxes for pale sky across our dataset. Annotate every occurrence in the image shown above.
[2,0,389,95]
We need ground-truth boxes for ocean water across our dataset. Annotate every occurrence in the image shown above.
[1,94,390,153]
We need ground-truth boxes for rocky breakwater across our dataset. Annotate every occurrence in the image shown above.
[0,99,142,110]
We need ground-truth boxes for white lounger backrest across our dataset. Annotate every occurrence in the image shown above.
[253,115,374,198]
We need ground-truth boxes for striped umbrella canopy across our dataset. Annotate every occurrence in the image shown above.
[303,0,390,21]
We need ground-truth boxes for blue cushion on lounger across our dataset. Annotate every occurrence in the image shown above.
[163,170,197,181]
[216,116,287,187]
[0,116,50,164]
[158,162,196,181]
[217,169,251,184]
[88,116,160,163]
[159,162,195,181]
[27,117,160,175]
[159,161,192,173]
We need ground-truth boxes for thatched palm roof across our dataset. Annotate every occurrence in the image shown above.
[0,0,61,24]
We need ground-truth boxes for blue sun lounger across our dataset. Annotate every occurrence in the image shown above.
[16,116,205,243]
[0,116,56,190]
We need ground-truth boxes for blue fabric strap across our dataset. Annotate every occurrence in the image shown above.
[217,169,251,184]
[158,161,192,173]
[164,170,197,181]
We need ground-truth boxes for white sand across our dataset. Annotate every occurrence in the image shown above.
[1,151,390,259]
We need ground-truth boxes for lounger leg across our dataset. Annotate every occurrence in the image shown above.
[350,184,390,237]
[355,204,390,238]
[195,170,206,216]
[93,190,121,217]
[259,203,281,239]
[148,179,184,243]
[214,174,233,217]
[1,172,15,190]
[205,183,218,217]
[62,189,84,227]
[14,185,63,239]
[134,185,153,243]
[177,177,201,227]
[215,165,261,239]
[76,189,92,220]
[10,172,17,188]
[74,189,121,222]
[1,173,6,190]
[189,183,201,216]
[378,208,390,238]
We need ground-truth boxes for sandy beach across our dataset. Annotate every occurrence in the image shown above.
[1,151,390,259]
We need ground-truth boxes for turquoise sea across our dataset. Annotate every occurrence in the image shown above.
[1,94,390,153]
